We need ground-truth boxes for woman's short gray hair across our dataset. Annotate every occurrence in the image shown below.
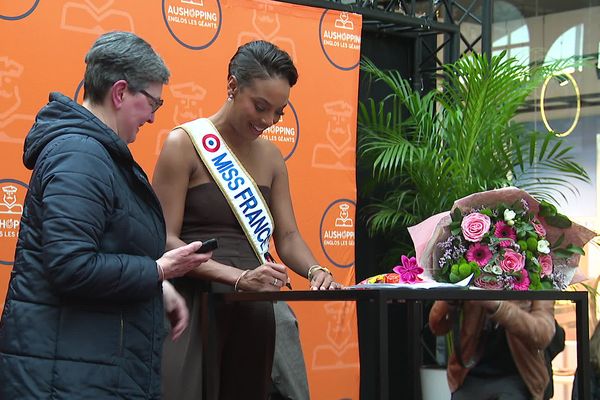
[83,31,170,104]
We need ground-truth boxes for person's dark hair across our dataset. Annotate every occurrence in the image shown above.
[228,40,298,89]
[83,31,170,104]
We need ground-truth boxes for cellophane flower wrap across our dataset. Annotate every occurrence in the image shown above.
[409,187,597,290]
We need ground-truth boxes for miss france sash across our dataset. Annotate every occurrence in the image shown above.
[179,118,273,264]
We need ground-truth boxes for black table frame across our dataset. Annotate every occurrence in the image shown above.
[216,289,590,400]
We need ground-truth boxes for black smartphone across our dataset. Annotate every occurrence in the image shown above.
[196,238,218,253]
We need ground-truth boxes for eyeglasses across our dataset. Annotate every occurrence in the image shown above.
[139,89,164,113]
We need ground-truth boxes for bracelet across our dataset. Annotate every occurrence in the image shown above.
[234,270,250,292]
[156,262,165,282]
[307,265,332,281]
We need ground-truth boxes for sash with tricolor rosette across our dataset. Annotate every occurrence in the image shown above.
[179,118,273,264]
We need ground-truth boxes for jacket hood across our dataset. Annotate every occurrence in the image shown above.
[23,92,133,169]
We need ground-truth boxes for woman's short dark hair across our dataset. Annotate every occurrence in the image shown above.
[83,31,170,104]
[228,40,298,89]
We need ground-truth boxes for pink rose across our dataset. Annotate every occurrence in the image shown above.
[538,255,553,277]
[474,273,504,290]
[512,269,531,291]
[533,220,546,237]
[461,212,491,242]
[500,249,525,272]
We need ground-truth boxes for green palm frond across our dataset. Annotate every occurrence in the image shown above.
[359,52,590,242]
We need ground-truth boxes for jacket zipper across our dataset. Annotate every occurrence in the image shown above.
[119,313,124,356]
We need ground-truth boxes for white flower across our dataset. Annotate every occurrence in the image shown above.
[491,265,503,275]
[504,209,516,222]
[537,239,551,254]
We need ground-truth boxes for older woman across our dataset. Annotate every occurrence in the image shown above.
[0,31,212,399]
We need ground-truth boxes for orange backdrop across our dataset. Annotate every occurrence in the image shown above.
[0,1,361,399]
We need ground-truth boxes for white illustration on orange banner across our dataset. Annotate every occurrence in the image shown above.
[60,0,134,34]
[163,0,222,50]
[311,302,359,370]
[261,101,299,161]
[335,203,353,227]
[334,12,354,30]
[0,0,39,20]
[0,180,27,266]
[0,186,23,215]
[319,10,361,70]
[320,199,355,268]
[236,0,297,61]
[311,100,355,170]
[0,57,33,145]
[182,0,204,6]
[155,82,207,154]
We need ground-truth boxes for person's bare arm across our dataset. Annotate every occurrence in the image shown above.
[268,143,340,290]
[153,128,196,252]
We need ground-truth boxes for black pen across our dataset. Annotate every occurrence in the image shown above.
[265,252,292,290]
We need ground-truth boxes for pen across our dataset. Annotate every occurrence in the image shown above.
[265,252,292,290]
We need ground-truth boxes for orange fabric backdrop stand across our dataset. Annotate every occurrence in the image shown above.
[0,1,361,398]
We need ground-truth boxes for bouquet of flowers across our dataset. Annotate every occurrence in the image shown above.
[410,187,597,290]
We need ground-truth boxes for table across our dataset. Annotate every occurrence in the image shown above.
[217,289,590,399]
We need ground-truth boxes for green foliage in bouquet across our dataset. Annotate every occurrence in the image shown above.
[358,52,589,264]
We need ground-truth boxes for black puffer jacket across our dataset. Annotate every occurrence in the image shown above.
[0,93,167,399]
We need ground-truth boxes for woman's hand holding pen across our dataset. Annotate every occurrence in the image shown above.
[235,262,290,292]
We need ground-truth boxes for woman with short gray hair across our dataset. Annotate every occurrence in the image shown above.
[0,31,211,399]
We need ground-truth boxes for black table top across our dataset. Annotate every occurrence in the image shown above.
[220,288,588,302]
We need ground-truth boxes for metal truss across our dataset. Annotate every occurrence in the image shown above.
[281,0,493,84]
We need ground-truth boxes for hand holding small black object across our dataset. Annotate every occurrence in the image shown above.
[196,238,218,253]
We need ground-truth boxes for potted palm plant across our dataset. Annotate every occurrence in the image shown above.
[358,52,589,268]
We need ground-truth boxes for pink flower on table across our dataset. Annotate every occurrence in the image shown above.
[513,269,530,291]
[392,255,424,283]
[494,221,517,247]
[461,212,491,242]
[474,273,504,290]
[466,243,492,266]
[500,249,525,273]
[538,254,553,277]
[532,219,546,237]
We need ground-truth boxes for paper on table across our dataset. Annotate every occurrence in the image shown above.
[345,274,473,290]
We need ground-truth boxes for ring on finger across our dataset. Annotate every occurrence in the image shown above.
[272,278,278,286]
